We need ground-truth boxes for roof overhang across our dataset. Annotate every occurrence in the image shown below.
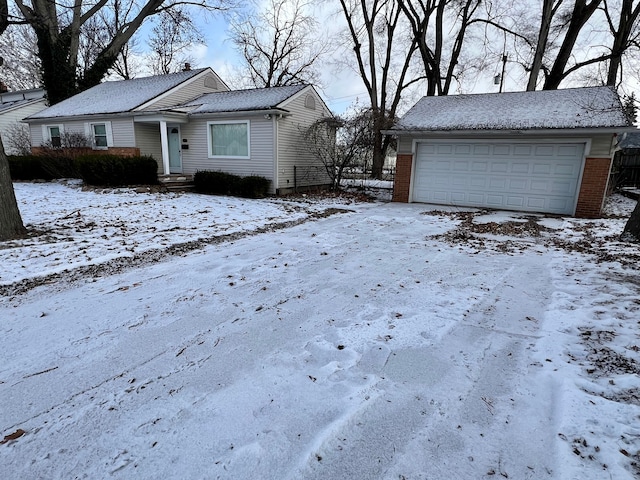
[133,111,190,124]
[187,108,292,118]
[24,111,140,124]
[382,126,638,136]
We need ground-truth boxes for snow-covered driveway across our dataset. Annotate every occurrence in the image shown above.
[1,183,639,479]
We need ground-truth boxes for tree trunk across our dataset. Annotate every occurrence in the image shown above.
[621,197,640,242]
[606,0,640,86]
[527,0,557,91]
[543,0,602,90]
[0,135,26,241]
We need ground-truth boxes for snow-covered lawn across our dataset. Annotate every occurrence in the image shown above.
[1,182,640,479]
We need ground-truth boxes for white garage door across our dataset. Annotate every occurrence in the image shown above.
[412,141,585,215]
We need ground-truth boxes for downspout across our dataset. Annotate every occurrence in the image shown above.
[273,114,278,194]
[159,120,170,175]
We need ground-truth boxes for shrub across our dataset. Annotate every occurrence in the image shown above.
[7,154,77,180]
[194,170,271,198]
[194,170,239,195]
[237,175,271,198]
[76,155,158,186]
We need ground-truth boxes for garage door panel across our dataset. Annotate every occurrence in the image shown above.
[472,161,489,172]
[413,141,584,215]
[511,163,530,174]
[491,162,509,173]
[489,178,507,189]
[506,196,525,207]
[509,178,527,190]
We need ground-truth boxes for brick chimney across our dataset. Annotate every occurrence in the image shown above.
[0,81,8,93]
[183,63,191,72]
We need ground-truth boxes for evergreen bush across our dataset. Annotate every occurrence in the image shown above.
[194,170,270,198]
[7,155,75,180]
[238,175,271,198]
[76,155,158,186]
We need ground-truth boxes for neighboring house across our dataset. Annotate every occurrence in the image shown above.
[386,86,635,218]
[23,67,332,194]
[0,88,47,155]
[613,131,640,189]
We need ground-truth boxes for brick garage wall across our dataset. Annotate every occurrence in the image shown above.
[393,154,413,202]
[575,157,612,218]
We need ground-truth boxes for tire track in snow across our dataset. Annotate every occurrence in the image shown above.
[0,208,352,298]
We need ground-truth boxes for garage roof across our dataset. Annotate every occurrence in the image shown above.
[391,86,632,132]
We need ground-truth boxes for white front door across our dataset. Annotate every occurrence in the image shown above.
[168,126,182,173]
[412,141,585,215]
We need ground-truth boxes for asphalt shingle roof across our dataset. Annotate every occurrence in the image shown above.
[181,84,307,114]
[27,68,208,119]
[394,86,631,132]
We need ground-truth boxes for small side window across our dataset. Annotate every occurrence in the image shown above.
[93,124,108,147]
[48,126,61,147]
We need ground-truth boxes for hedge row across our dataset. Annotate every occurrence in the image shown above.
[194,170,271,198]
[8,154,158,186]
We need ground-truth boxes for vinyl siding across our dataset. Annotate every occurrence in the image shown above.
[134,123,163,163]
[144,73,229,110]
[110,118,135,147]
[29,117,136,148]
[589,134,615,157]
[0,101,47,154]
[276,88,332,190]
[181,116,276,192]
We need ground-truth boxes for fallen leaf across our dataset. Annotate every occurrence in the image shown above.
[1,429,26,445]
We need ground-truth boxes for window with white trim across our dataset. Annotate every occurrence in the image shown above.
[42,124,64,147]
[207,120,250,158]
[93,124,108,147]
[84,121,113,149]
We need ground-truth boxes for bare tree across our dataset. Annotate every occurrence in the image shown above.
[303,107,374,189]
[338,0,421,179]
[398,0,484,96]
[0,0,26,240]
[4,122,33,156]
[542,0,603,89]
[147,7,204,75]
[526,0,563,90]
[0,23,42,90]
[229,0,326,88]
[603,0,640,86]
[13,0,233,105]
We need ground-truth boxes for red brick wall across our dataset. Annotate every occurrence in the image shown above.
[32,146,140,157]
[105,147,140,157]
[393,154,413,202]
[575,157,612,218]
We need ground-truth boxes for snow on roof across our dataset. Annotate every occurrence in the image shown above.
[27,69,208,119]
[0,97,42,114]
[393,86,631,132]
[181,84,308,114]
[0,88,46,114]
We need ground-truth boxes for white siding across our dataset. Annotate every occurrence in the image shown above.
[145,73,229,110]
[181,116,276,192]
[0,101,47,154]
[134,123,163,167]
[29,123,44,146]
[276,88,332,191]
[589,134,615,157]
[110,118,135,147]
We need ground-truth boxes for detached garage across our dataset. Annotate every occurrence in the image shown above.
[388,87,636,218]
